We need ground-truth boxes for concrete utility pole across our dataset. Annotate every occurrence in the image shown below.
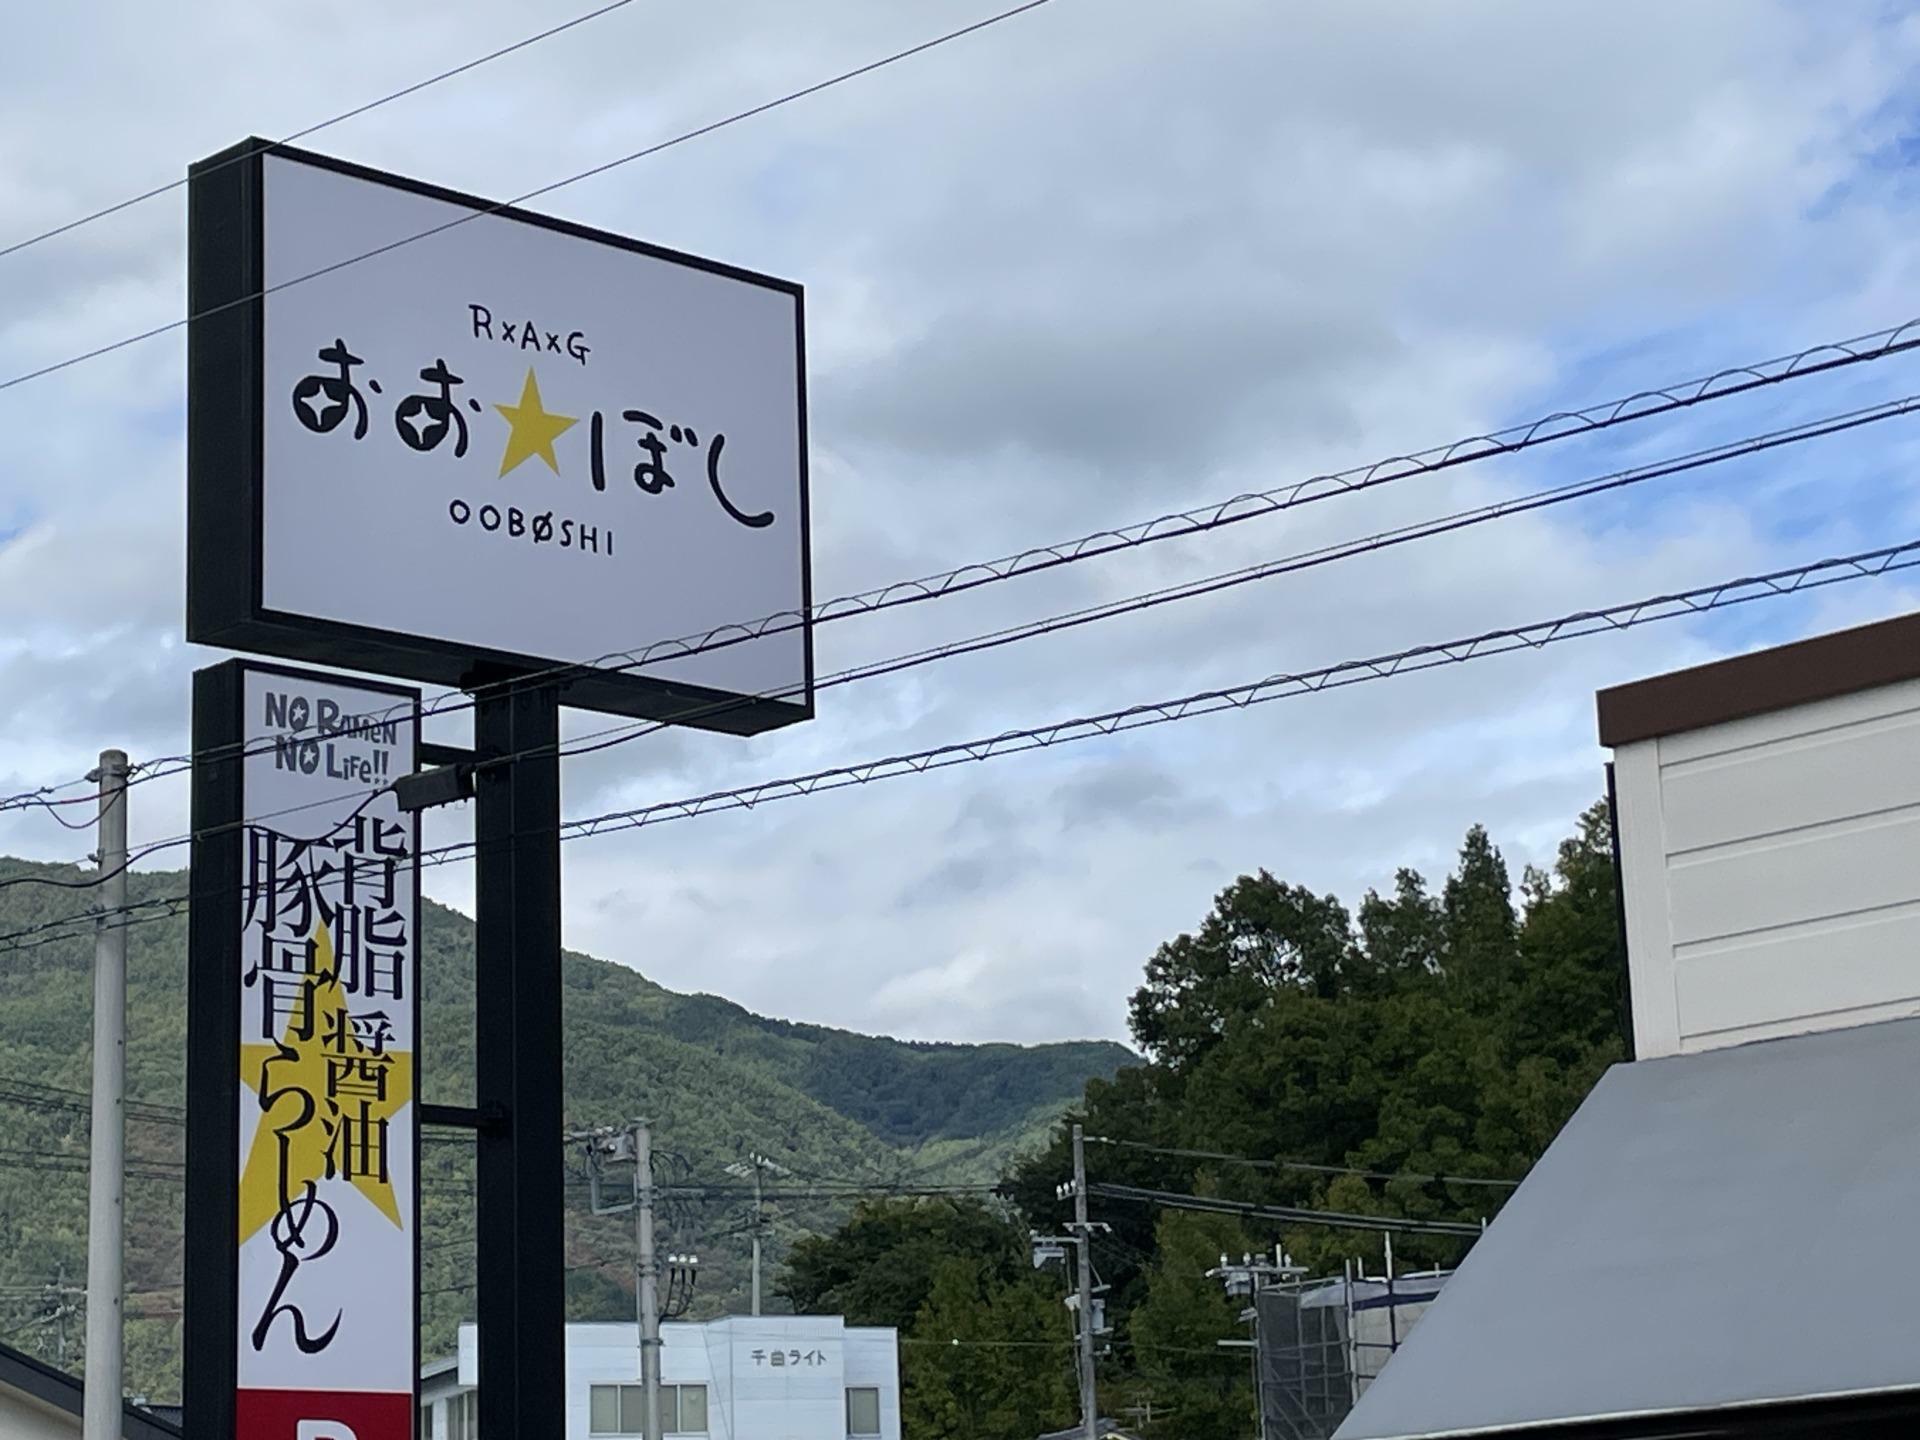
[751,1163,764,1317]
[1073,1124,1098,1440]
[84,750,128,1440]
[572,1121,667,1438]
[636,1121,663,1440]
[726,1153,791,1316]
[49,1264,76,1369]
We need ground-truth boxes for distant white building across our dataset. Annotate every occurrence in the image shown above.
[422,1317,901,1440]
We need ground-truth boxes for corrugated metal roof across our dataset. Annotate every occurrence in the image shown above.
[1335,1016,1920,1439]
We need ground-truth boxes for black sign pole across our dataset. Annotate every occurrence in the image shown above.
[473,681,567,1437]
[183,663,245,1440]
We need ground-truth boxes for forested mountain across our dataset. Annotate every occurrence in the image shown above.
[0,857,1131,1401]
[785,801,1629,1440]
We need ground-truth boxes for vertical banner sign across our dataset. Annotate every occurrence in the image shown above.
[187,661,420,1440]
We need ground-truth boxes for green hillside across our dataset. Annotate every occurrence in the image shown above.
[0,855,1132,1401]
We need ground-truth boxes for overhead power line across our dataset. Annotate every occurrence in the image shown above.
[1089,1182,1486,1238]
[4,314,1913,822]
[503,538,1920,850]
[0,0,640,263]
[0,772,392,894]
[0,536,1912,958]
[0,1073,181,1127]
[0,0,1059,397]
[12,383,1914,898]
[1084,1135,1522,1189]
[530,391,1920,760]
[363,315,1920,730]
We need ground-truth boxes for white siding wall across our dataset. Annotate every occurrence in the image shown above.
[1614,675,1920,1058]
[842,1329,900,1440]
[0,1386,77,1438]
[452,1318,902,1440]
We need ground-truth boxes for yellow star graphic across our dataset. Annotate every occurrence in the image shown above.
[493,367,577,477]
[238,922,412,1242]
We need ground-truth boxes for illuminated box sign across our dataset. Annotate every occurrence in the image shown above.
[187,139,811,733]
[188,662,420,1440]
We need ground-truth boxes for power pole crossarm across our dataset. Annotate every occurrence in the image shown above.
[83,751,128,1440]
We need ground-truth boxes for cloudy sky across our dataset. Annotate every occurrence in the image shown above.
[3,0,1919,1046]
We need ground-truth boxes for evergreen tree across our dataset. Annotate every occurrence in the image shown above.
[1357,867,1444,982]
[1126,1212,1258,1440]
[1511,800,1630,1061]
[1440,824,1520,1001]
[779,1196,1027,1332]
[1012,801,1629,1397]
[904,1258,1077,1440]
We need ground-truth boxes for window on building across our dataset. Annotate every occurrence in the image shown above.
[674,1384,709,1434]
[847,1386,882,1437]
[420,1402,436,1439]
[588,1384,709,1435]
[446,1392,477,1440]
[589,1386,624,1434]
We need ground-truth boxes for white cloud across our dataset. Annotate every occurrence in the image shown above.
[3,0,1919,1041]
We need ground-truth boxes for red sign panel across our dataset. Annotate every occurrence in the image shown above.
[237,1387,413,1439]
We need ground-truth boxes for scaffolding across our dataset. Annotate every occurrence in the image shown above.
[1253,1259,1452,1440]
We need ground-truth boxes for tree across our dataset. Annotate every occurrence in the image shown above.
[1015,802,1634,1387]
[1511,800,1629,1061]
[1441,825,1519,1001]
[779,1197,1027,1332]
[904,1258,1077,1440]
[1357,868,1444,981]
[1127,1212,1257,1440]
[1129,872,1360,1072]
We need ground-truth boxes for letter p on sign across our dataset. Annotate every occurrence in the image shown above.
[297,1424,359,1440]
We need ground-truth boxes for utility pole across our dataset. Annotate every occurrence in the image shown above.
[49,1264,74,1369]
[575,1121,667,1439]
[636,1121,662,1440]
[1073,1124,1098,1440]
[84,750,127,1440]
[751,1164,764,1317]
[726,1153,791,1316]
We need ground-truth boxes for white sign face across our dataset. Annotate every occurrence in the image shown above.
[216,146,809,724]
[234,667,418,1439]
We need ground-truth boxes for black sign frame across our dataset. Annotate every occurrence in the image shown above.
[186,137,814,735]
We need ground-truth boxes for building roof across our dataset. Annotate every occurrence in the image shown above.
[1335,1016,1920,1440]
[0,1339,181,1439]
[1594,608,1920,747]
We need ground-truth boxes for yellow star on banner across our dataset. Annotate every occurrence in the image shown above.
[238,923,412,1242]
[493,367,577,477]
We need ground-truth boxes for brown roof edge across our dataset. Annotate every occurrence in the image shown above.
[1596,608,1920,747]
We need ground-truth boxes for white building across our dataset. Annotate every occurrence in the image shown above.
[1601,613,1920,1057]
[422,1317,901,1440]
[0,1337,180,1439]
